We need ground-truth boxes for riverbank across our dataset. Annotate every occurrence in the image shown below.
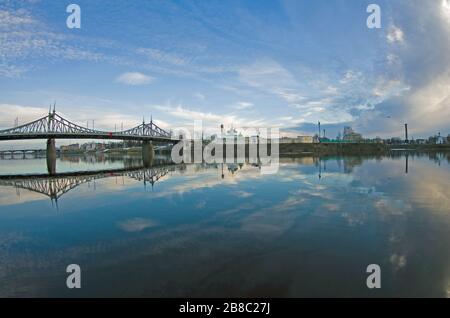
[279,142,450,155]
[58,142,450,157]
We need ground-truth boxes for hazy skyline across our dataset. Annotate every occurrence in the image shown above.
[1,0,450,148]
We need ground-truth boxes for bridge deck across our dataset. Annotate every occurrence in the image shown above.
[0,133,179,142]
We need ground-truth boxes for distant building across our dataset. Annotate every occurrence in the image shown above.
[313,134,320,143]
[319,137,331,142]
[60,144,80,152]
[224,127,242,139]
[436,134,445,144]
[279,136,313,144]
[82,142,105,152]
[343,126,363,142]
[249,135,259,143]
[343,126,353,136]
[429,133,447,145]
[415,139,426,144]
[373,137,383,144]
[388,137,403,145]
[297,136,314,143]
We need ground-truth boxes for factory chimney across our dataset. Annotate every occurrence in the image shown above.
[404,123,408,143]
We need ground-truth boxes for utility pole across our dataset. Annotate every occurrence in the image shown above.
[404,123,408,143]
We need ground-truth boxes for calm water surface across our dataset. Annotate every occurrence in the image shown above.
[0,152,449,297]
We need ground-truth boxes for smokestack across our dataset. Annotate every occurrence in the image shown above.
[404,123,408,143]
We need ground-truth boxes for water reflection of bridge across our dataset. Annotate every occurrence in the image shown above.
[0,165,178,202]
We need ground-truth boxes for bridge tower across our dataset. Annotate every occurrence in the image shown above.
[140,116,155,167]
[46,103,57,174]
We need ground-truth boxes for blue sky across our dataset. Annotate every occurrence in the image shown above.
[1,0,450,146]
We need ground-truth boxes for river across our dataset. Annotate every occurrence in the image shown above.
[0,152,449,297]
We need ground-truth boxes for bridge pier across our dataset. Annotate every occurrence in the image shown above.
[46,138,56,175]
[142,140,154,168]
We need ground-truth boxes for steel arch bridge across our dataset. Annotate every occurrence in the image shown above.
[0,110,178,142]
[0,165,177,201]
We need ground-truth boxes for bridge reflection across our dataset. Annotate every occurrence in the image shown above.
[0,163,180,202]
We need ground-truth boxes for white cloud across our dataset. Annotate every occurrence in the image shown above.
[0,8,114,77]
[339,70,362,84]
[276,90,306,104]
[238,60,315,112]
[441,0,450,23]
[155,103,279,134]
[156,104,227,123]
[0,62,26,78]
[387,24,404,43]
[372,78,410,99]
[233,102,253,110]
[137,48,189,66]
[237,61,379,127]
[386,54,400,65]
[358,1,450,138]
[0,104,47,129]
[238,59,297,94]
[0,9,35,28]
[116,72,154,86]
[194,93,205,100]
[402,73,450,135]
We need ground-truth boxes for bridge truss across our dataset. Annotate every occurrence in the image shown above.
[0,110,174,141]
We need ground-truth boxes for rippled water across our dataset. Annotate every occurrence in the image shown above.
[0,152,449,297]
